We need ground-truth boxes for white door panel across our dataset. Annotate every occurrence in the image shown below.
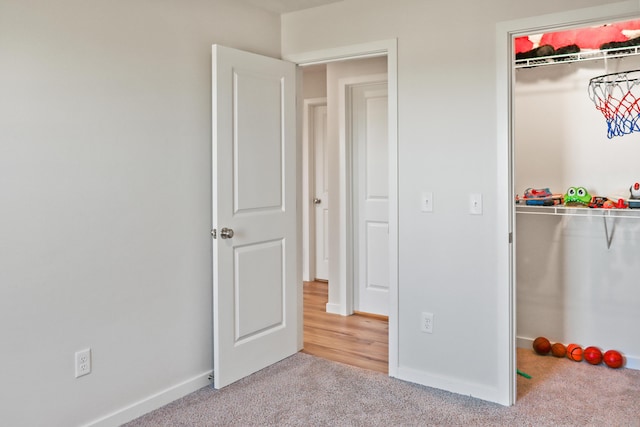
[364,95,389,200]
[353,82,389,316]
[234,240,284,340]
[212,45,297,389]
[365,221,389,291]
[234,71,283,211]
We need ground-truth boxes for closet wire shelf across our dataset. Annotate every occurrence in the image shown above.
[516,205,640,219]
[514,45,640,69]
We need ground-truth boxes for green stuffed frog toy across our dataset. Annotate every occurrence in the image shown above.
[564,186,591,206]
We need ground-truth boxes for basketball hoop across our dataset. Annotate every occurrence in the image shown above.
[588,70,640,139]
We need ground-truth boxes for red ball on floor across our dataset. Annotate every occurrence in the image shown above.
[603,350,624,369]
[583,346,603,365]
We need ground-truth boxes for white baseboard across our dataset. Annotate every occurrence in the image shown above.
[517,336,638,370]
[325,302,343,315]
[395,366,508,406]
[82,371,213,427]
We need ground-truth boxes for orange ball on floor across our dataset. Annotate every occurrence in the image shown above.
[551,343,566,358]
[566,343,583,362]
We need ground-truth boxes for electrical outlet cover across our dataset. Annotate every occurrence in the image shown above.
[75,348,91,378]
[420,312,434,333]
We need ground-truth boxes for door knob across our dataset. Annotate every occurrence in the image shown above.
[220,227,234,239]
[313,198,322,204]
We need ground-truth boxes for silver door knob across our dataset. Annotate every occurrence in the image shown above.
[313,198,322,204]
[220,227,234,239]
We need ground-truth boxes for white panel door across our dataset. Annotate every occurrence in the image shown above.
[212,45,298,389]
[353,82,389,316]
[313,105,329,281]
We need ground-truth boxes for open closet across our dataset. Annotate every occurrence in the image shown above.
[514,19,640,370]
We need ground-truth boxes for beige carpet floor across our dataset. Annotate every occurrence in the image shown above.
[124,348,640,426]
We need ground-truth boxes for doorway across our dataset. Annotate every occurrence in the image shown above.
[303,62,389,317]
[301,60,389,366]
[286,39,399,375]
[497,3,640,404]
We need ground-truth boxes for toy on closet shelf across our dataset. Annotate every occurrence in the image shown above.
[588,196,614,209]
[564,186,591,206]
[614,198,628,209]
[629,182,640,208]
[521,188,563,206]
[524,188,552,198]
[592,196,629,209]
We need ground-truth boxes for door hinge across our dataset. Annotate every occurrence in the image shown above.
[509,232,513,243]
[211,229,217,239]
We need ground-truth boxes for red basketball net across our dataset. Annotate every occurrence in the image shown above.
[588,70,640,139]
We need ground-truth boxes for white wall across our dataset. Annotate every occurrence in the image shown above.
[515,55,640,368]
[303,65,328,99]
[0,1,280,425]
[282,0,632,403]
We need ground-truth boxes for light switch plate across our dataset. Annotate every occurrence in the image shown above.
[470,193,483,215]
[421,192,433,212]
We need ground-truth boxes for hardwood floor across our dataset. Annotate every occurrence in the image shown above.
[302,281,388,373]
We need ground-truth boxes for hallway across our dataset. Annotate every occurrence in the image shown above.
[302,281,388,373]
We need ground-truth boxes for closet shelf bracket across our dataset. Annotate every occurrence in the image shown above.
[603,216,615,249]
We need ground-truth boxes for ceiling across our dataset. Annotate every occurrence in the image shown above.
[239,0,344,14]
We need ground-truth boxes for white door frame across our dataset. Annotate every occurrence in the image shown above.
[302,97,328,283]
[340,74,388,316]
[285,39,399,376]
[496,1,640,405]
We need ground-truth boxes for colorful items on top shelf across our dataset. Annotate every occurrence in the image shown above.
[518,187,563,206]
[629,182,640,208]
[588,196,628,209]
[516,182,640,209]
